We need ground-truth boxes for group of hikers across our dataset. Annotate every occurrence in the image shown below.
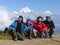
[9,15,55,41]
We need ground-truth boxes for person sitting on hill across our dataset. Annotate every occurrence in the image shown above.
[9,15,25,41]
[44,16,55,38]
[24,19,34,39]
[31,16,49,38]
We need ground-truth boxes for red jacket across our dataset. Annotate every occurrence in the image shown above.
[31,20,48,32]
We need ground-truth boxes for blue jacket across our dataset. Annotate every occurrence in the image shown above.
[24,24,34,31]
[9,20,25,36]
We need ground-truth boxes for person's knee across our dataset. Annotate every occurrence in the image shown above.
[50,30,54,34]
[29,28,33,31]
[12,28,16,30]
[24,29,26,33]
[28,28,33,33]
[33,29,37,37]
[24,29,27,37]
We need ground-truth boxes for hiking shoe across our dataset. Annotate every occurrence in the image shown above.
[49,36,52,38]
[14,38,18,41]
[28,37,32,40]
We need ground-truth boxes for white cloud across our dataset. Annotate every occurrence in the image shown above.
[18,7,53,22]
[40,10,52,16]
[19,7,32,13]
[0,6,12,31]
[12,11,18,14]
[0,6,60,34]
[44,10,52,15]
[0,6,59,32]
[0,7,53,30]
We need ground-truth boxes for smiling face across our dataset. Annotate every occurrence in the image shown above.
[38,18,42,22]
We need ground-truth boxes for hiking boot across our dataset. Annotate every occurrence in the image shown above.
[49,36,52,38]
[28,37,32,40]
[14,37,18,41]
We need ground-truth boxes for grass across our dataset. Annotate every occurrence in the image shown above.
[0,33,12,40]
[0,30,12,40]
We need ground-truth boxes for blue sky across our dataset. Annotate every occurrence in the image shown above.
[0,0,60,32]
[0,0,60,14]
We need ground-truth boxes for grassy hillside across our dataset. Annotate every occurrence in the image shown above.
[0,27,12,40]
[0,32,12,39]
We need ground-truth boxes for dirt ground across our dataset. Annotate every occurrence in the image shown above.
[0,34,60,45]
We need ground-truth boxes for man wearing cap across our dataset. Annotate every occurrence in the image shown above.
[44,16,55,38]
[24,19,34,39]
[9,15,25,41]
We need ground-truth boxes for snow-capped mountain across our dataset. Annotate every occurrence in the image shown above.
[0,6,60,34]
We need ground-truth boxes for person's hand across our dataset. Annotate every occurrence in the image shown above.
[12,28,15,30]
[48,28,50,32]
[48,28,50,30]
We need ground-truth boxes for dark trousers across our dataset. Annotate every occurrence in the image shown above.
[49,29,54,37]
[37,30,48,38]
[24,28,33,39]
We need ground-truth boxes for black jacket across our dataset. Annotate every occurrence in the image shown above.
[15,20,25,35]
[43,20,55,30]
